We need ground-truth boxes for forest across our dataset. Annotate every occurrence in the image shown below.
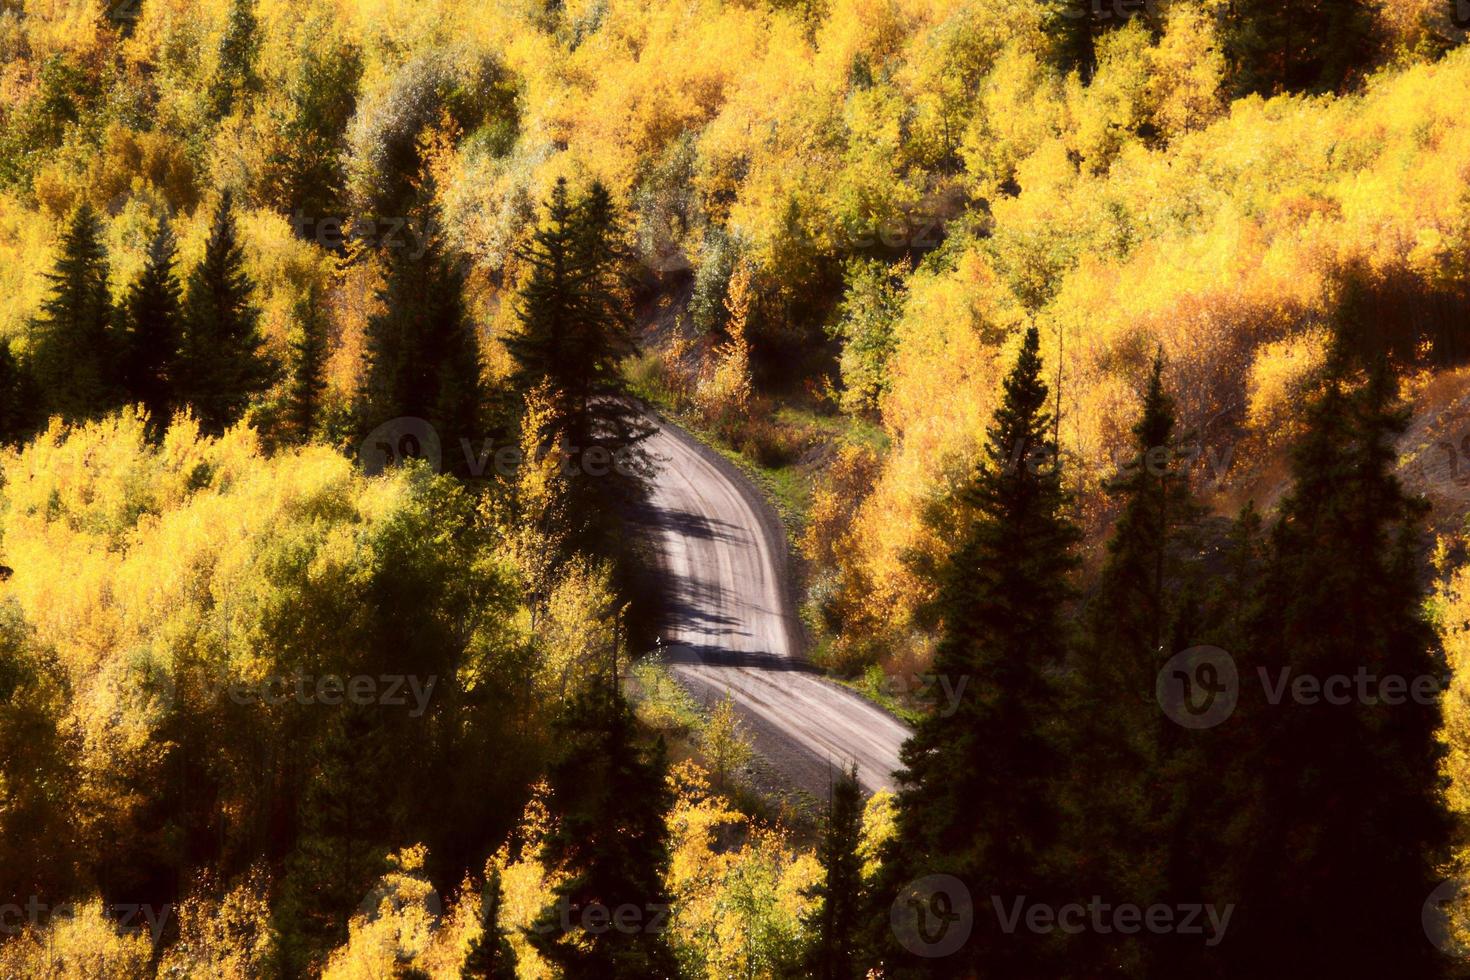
[1,0,1470,976]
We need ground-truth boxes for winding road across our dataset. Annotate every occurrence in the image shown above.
[636,414,911,796]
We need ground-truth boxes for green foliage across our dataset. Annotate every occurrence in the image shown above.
[827,257,904,415]
[211,0,263,117]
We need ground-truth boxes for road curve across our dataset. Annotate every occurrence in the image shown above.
[636,413,910,796]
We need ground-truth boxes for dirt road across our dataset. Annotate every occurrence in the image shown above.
[636,414,911,796]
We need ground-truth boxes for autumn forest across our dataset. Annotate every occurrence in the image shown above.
[2,0,1470,976]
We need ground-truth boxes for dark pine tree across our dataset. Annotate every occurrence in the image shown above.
[210,0,262,117]
[805,765,866,980]
[119,224,184,440]
[1224,269,1450,976]
[462,865,518,979]
[1063,351,1203,976]
[29,203,123,423]
[507,179,649,552]
[874,325,1080,979]
[0,342,40,445]
[177,192,278,435]
[1221,0,1379,96]
[286,282,329,443]
[527,688,678,979]
[358,201,483,476]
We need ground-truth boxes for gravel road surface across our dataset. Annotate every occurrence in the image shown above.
[636,414,911,795]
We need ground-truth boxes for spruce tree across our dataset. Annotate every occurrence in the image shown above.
[29,203,123,422]
[1063,352,1202,976]
[119,224,183,440]
[286,283,329,443]
[210,0,261,117]
[177,192,278,435]
[462,866,517,979]
[875,325,1080,978]
[0,342,39,444]
[527,688,678,979]
[806,765,865,980]
[1224,270,1450,975]
[508,179,649,551]
[358,202,482,476]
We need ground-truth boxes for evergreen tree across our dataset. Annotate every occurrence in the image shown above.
[358,201,482,476]
[507,179,649,551]
[119,224,183,440]
[177,192,278,435]
[1221,0,1379,96]
[1224,270,1450,975]
[0,342,39,445]
[1063,352,1202,976]
[527,688,678,979]
[29,203,123,422]
[210,0,262,117]
[462,866,517,979]
[286,283,329,443]
[874,325,1080,978]
[805,765,865,980]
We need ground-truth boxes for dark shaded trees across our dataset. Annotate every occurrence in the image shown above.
[527,689,678,979]
[119,224,184,439]
[805,765,866,980]
[1218,273,1450,975]
[1221,0,1380,96]
[874,325,1080,978]
[176,192,278,434]
[358,202,483,476]
[285,282,330,443]
[29,203,123,423]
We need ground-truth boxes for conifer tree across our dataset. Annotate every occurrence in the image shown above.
[875,325,1080,978]
[119,224,183,440]
[358,202,482,475]
[1225,270,1449,975]
[286,283,329,443]
[210,0,262,117]
[0,342,38,445]
[508,179,649,550]
[806,765,865,980]
[527,688,678,979]
[1063,352,1202,975]
[29,203,123,422]
[177,192,278,434]
[462,866,517,979]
